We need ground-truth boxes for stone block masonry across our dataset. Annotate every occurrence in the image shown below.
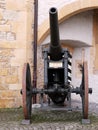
[0,0,6,9]
[0,0,34,108]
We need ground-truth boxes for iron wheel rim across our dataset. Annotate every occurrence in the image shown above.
[81,61,88,119]
[22,63,32,119]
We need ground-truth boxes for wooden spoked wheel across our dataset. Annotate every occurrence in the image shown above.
[22,63,32,120]
[81,61,88,119]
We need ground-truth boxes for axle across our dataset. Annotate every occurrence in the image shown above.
[21,87,92,96]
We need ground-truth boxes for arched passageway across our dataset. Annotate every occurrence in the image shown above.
[38,0,98,44]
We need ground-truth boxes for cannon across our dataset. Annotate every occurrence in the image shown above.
[21,7,92,123]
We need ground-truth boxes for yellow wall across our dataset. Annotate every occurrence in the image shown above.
[0,0,33,108]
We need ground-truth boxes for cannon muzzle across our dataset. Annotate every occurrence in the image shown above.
[49,7,62,61]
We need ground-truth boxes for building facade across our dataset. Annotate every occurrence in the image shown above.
[0,0,98,108]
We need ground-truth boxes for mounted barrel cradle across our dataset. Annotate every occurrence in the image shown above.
[21,7,92,124]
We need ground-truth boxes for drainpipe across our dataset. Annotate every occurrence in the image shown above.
[32,0,38,103]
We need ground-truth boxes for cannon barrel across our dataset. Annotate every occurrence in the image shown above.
[49,7,62,61]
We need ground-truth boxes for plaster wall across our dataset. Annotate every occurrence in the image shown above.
[38,0,77,25]
[42,11,93,46]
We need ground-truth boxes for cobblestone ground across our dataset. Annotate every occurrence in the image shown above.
[0,101,98,130]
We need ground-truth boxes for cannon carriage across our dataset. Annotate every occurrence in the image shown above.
[21,7,92,123]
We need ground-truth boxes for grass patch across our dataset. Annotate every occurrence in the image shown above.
[0,106,22,112]
[0,108,98,124]
[89,114,98,124]
[0,107,23,121]
[31,110,98,124]
[31,110,82,123]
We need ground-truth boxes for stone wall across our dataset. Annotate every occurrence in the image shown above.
[0,0,33,108]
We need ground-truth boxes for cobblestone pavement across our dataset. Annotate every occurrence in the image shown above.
[0,101,98,130]
[0,122,98,130]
